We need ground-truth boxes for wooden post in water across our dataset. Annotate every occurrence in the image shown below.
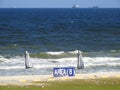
[77,50,84,69]
[25,51,32,69]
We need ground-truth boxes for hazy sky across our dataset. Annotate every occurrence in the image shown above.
[0,0,120,8]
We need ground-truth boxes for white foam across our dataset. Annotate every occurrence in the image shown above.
[84,57,120,67]
[0,56,10,63]
[47,57,76,62]
[46,50,81,55]
[34,64,57,69]
[46,51,64,55]
[0,66,24,70]
[68,50,79,54]
[0,54,120,70]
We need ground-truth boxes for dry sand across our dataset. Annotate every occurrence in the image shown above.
[0,72,120,85]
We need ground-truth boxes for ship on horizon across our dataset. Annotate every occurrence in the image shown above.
[91,6,99,8]
[72,4,80,8]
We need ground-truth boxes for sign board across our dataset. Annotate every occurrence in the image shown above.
[53,67,75,77]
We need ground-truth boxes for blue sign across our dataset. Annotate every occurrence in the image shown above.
[53,67,75,77]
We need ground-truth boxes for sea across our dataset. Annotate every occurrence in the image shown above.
[0,8,120,76]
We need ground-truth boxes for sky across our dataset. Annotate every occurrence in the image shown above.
[0,0,120,8]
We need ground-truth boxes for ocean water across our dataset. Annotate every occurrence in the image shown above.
[0,8,120,76]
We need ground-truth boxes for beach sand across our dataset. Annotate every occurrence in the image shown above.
[0,72,120,86]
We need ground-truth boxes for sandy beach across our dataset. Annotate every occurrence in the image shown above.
[0,72,120,85]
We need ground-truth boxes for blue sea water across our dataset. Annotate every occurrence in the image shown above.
[0,8,120,76]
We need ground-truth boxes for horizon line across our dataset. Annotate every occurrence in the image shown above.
[0,7,120,9]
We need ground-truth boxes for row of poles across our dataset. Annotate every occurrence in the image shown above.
[25,50,84,69]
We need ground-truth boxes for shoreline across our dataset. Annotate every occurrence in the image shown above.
[0,72,120,85]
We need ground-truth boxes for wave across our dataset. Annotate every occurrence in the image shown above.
[31,50,120,58]
[0,66,24,70]
[46,51,65,55]
[0,50,120,71]
[84,57,120,67]
[0,53,120,70]
[45,50,79,55]
[1,49,120,58]
[0,55,10,63]
[30,50,78,59]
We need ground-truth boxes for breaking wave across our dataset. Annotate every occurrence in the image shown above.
[0,54,120,69]
[0,50,120,76]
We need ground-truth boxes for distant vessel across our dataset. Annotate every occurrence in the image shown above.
[8,6,16,8]
[72,4,80,8]
[92,6,99,8]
